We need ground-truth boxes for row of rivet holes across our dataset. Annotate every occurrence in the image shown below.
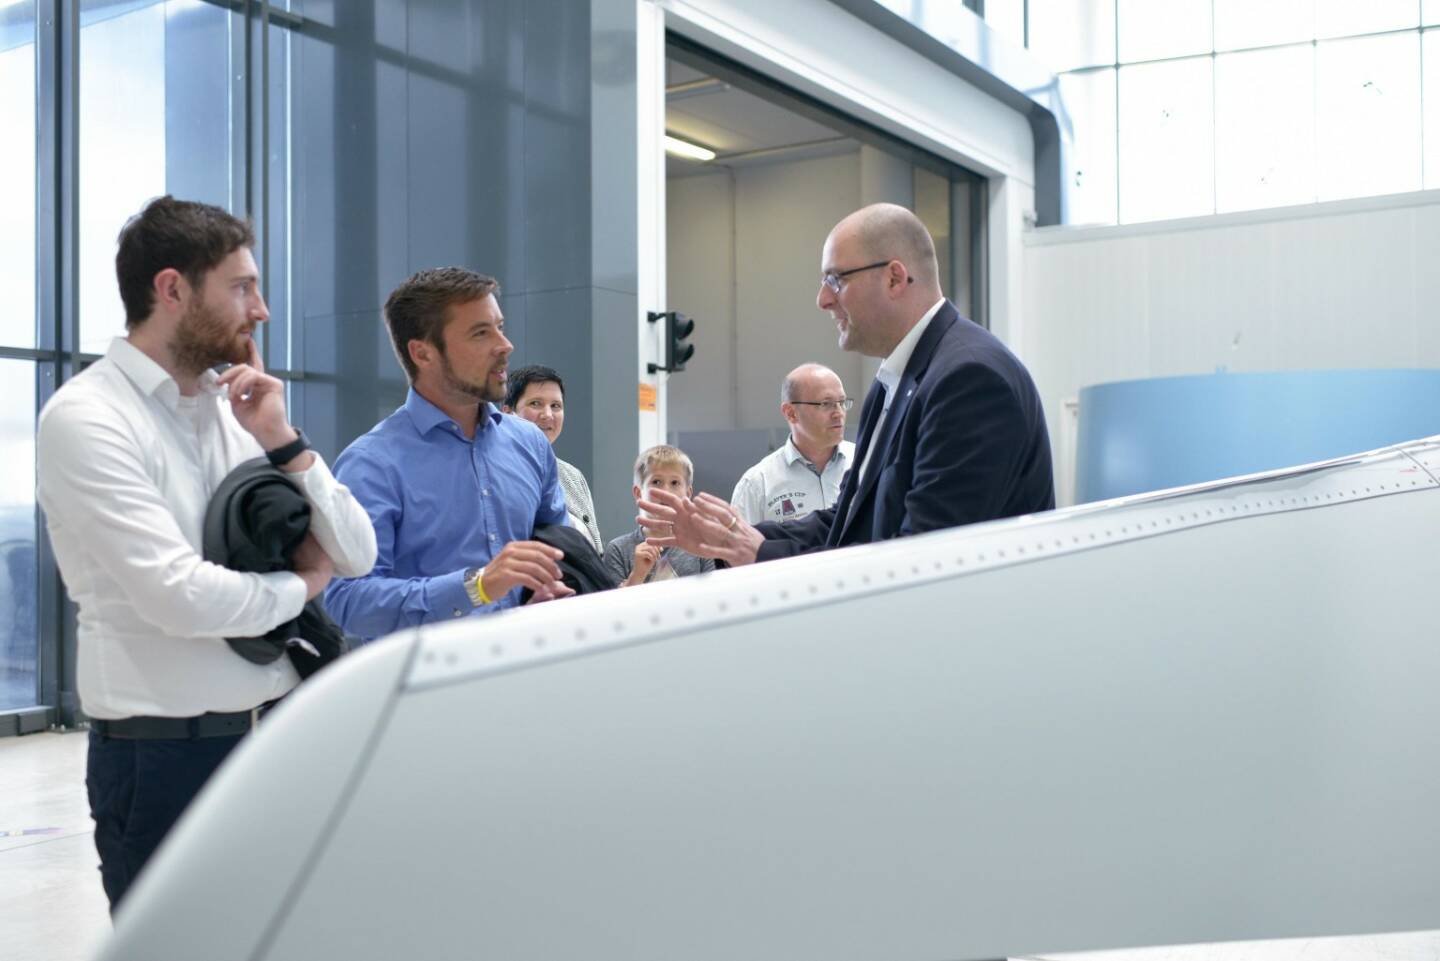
[426,478,1423,669]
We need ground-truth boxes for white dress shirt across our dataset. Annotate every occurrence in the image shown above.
[856,298,946,485]
[36,338,377,719]
[730,436,855,524]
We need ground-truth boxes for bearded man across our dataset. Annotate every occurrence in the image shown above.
[326,267,573,641]
[36,195,377,910]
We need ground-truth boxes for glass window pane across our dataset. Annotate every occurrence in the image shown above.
[1426,3,1440,27]
[1060,67,1118,225]
[1214,0,1314,52]
[1315,0,1417,39]
[1424,31,1440,188]
[984,0,1026,47]
[1215,46,1317,212]
[1315,33,1422,201]
[0,2,37,350]
[1118,58,1214,223]
[80,0,237,355]
[0,360,38,711]
[1117,0,1211,63]
[1029,0,1116,72]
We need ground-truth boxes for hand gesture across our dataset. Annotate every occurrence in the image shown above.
[217,338,307,464]
[636,489,763,567]
[479,540,566,601]
[623,541,662,587]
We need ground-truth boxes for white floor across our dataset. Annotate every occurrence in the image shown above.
[0,731,109,961]
[1,730,1437,961]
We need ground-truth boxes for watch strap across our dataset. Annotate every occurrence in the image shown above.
[265,428,311,468]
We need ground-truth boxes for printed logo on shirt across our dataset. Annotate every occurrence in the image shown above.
[780,498,796,517]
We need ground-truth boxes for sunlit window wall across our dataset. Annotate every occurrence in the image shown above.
[989,0,1440,225]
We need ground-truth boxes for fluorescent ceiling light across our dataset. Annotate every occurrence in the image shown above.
[664,135,716,162]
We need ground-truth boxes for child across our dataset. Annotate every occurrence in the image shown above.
[603,445,716,587]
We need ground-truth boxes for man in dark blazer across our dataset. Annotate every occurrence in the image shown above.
[640,203,1053,565]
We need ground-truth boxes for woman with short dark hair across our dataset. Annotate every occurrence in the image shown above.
[503,365,603,553]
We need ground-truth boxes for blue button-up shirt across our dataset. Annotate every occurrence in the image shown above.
[326,388,567,641]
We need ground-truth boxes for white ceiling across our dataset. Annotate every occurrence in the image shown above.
[665,59,857,177]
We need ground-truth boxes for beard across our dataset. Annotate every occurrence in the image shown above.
[173,298,251,374]
[439,351,506,404]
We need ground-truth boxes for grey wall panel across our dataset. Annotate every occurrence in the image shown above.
[588,284,641,538]
[521,0,591,296]
[287,0,635,480]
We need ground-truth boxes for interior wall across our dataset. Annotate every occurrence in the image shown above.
[667,150,863,436]
[1021,189,1440,506]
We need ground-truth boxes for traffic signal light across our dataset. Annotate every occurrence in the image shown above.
[647,310,696,373]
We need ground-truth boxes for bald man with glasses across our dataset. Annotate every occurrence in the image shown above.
[731,363,856,525]
[641,202,1053,564]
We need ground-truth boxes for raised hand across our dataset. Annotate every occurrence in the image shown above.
[624,541,662,587]
[637,489,763,567]
[217,337,307,463]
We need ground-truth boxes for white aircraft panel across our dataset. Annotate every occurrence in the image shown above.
[102,440,1440,960]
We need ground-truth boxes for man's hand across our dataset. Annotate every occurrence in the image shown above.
[292,532,335,601]
[524,580,576,605]
[637,490,764,567]
[217,338,313,470]
[623,542,661,587]
[480,540,566,601]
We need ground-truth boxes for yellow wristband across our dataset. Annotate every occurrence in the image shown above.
[474,567,493,606]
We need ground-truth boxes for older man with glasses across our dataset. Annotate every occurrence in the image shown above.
[731,363,856,525]
[641,202,1053,565]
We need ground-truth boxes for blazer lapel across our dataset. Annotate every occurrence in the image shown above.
[828,378,885,541]
[833,303,959,545]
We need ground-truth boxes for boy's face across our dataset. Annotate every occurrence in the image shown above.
[633,465,691,503]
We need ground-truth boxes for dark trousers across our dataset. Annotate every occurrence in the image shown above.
[86,727,244,911]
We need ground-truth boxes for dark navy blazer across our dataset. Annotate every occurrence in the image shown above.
[755,300,1054,560]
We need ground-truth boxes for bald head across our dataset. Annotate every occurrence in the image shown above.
[840,203,940,291]
[780,363,841,404]
[818,204,945,358]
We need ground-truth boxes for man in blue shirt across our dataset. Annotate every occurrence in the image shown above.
[326,267,572,642]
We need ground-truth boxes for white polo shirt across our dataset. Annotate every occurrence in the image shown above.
[731,436,856,525]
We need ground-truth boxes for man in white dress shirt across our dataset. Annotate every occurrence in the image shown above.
[36,196,377,910]
[730,363,855,524]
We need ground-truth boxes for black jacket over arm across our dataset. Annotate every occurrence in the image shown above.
[202,457,350,679]
[755,301,1053,561]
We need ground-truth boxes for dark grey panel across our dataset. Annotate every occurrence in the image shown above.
[518,285,594,471]
[289,0,636,474]
[589,285,640,540]
[521,0,590,294]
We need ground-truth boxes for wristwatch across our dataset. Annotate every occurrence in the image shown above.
[265,428,311,468]
[463,566,491,607]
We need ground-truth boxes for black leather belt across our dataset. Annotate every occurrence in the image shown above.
[93,706,269,740]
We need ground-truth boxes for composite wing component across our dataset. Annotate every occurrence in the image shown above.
[101,439,1440,960]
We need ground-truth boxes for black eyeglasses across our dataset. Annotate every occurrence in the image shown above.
[821,261,890,294]
[790,398,854,412]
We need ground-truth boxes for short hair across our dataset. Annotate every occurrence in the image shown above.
[633,444,694,488]
[851,202,939,288]
[115,195,255,329]
[505,365,565,411]
[383,267,499,383]
[780,363,837,404]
